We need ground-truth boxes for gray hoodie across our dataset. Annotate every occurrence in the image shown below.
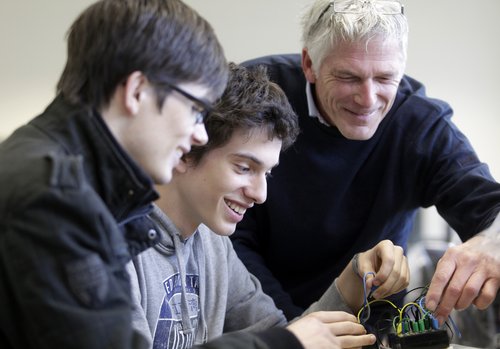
[128,205,351,349]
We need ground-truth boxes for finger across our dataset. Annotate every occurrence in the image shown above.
[311,311,358,324]
[433,266,476,320]
[473,278,500,310]
[328,321,368,336]
[358,240,391,279]
[395,254,410,291]
[426,256,457,312]
[372,240,396,280]
[455,270,484,310]
[356,244,389,294]
[372,245,406,298]
[337,334,377,349]
[378,254,410,298]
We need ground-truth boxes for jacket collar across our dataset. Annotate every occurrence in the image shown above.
[35,95,159,224]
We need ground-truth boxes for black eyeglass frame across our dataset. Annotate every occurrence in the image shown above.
[161,81,213,124]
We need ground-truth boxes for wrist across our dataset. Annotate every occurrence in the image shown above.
[339,259,365,311]
[352,252,362,278]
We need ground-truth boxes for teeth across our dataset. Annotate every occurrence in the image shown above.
[225,200,245,215]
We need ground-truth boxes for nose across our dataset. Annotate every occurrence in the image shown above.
[192,123,208,146]
[353,80,377,108]
[244,174,267,204]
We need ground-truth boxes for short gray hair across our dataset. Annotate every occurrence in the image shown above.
[301,0,409,73]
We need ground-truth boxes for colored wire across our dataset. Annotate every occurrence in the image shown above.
[357,298,401,323]
[355,277,461,344]
[358,271,376,323]
[400,302,425,322]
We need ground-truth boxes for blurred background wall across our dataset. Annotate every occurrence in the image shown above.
[1,0,499,238]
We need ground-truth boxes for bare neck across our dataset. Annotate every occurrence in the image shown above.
[155,184,199,239]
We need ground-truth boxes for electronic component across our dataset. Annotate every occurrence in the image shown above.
[356,273,458,349]
[388,329,449,349]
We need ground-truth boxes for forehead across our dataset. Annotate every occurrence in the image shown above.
[203,127,282,166]
[322,37,405,73]
[223,127,276,148]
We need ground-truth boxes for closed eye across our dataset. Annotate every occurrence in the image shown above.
[235,164,251,174]
[336,75,359,82]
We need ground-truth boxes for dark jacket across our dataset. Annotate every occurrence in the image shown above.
[232,54,500,319]
[0,96,160,349]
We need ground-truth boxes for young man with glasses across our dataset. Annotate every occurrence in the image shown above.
[128,63,410,349]
[0,1,228,348]
[232,0,500,328]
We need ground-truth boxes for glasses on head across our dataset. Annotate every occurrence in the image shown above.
[317,0,404,24]
[161,81,213,124]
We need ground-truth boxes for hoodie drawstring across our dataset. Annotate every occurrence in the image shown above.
[172,232,196,341]
[193,233,208,343]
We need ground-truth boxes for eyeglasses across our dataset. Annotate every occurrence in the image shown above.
[161,81,213,124]
[317,0,404,24]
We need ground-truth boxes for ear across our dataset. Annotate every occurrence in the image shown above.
[123,71,149,115]
[302,48,317,84]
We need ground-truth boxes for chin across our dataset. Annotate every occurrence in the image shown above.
[351,133,374,141]
[340,126,377,141]
[211,224,236,237]
[152,168,173,185]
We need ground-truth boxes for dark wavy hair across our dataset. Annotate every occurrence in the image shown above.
[57,0,228,109]
[187,62,299,165]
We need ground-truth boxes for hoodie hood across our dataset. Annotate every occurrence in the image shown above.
[150,205,177,256]
[146,204,208,345]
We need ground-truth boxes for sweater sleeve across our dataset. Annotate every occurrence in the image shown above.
[301,278,353,316]
[192,327,303,349]
[401,95,500,238]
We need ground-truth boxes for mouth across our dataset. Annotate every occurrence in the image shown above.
[341,109,379,127]
[344,104,380,117]
[180,145,191,155]
[173,146,190,163]
[224,199,247,216]
[346,107,374,116]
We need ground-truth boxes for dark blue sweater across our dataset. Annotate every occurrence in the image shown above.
[231,54,500,319]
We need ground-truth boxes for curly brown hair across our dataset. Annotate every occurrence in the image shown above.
[186,63,300,165]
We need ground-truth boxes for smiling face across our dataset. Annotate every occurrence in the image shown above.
[120,80,211,184]
[302,37,405,140]
[165,127,282,237]
[148,82,211,183]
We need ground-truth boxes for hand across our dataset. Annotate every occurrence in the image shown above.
[287,312,340,349]
[287,311,376,349]
[337,240,409,311]
[425,217,500,323]
[358,240,409,299]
